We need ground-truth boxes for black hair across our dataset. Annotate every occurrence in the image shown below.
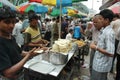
[99,9,114,22]
[69,29,73,33]
[45,18,49,22]
[0,6,16,21]
[28,13,38,22]
[52,18,56,21]
[56,16,63,21]
[19,16,24,21]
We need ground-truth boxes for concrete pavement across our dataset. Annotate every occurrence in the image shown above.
[72,53,116,80]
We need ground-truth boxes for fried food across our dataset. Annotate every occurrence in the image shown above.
[74,40,86,47]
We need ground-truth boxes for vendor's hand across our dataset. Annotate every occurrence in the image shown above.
[43,40,49,44]
[38,44,43,47]
[34,47,41,51]
[41,47,48,51]
[90,42,97,50]
[38,43,47,47]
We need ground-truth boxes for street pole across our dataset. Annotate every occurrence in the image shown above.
[59,0,62,39]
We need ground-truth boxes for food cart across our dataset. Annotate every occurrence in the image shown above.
[23,39,87,80]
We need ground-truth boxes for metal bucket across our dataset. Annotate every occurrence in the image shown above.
[49,51,68,65]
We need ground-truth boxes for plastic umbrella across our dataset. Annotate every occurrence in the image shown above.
[18,2,48,14]
[19,1,29,6]
[49,7,79,17]
[0,0,17,11]
[50,7,68,16]
[72,2,89,14]
[29,0,72,7]
[67,9,78,16]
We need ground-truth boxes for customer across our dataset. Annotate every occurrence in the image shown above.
[90,9,115,80]
[0,7,38,80]
[86,14,103,75]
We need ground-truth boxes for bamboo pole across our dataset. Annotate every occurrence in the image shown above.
[59,0,62,39]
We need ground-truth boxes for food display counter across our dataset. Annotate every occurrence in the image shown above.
[24,44,78,80]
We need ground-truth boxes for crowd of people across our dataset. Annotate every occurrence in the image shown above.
[0,5,120,80]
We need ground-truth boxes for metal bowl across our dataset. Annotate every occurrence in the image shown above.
[49,51,68,65]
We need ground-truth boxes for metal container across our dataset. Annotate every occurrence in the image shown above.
[41,52,50,62]
[49,51,68,65]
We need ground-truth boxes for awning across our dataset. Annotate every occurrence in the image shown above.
[108,1,120,13]
[72,2,89,14]
[99,0,120,10]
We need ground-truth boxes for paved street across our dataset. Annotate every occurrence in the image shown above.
[71,53,116,80]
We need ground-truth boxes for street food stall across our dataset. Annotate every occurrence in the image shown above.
[23,39,87,80]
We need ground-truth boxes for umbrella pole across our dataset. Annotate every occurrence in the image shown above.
[59,0,62,39]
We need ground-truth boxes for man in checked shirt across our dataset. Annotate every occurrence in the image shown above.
[90,9,115,80]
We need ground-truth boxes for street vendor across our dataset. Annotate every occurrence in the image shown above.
[0,7,38,80]
[24,13,49,50]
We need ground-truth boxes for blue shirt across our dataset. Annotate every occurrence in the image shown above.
[73,26,81,39]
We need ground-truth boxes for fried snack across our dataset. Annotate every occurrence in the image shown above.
[74,40,86,47]
[51,44,59,52]
[51,39,72,54]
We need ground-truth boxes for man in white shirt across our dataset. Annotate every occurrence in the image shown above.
[12,17,24,48]
[66,29,73,40]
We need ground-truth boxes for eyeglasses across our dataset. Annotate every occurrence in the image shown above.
[3,19,16,24]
